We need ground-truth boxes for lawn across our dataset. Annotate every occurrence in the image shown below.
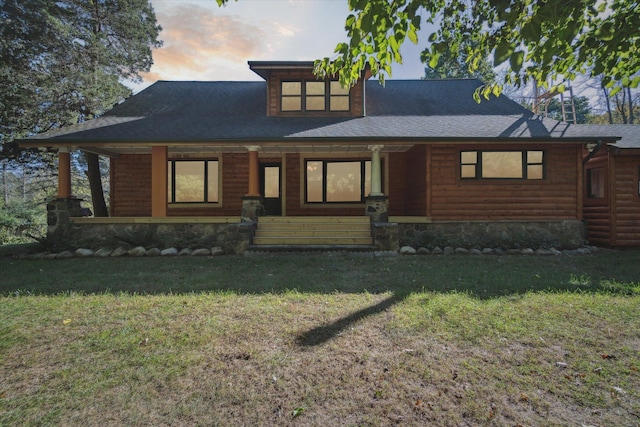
[1,249,639,426]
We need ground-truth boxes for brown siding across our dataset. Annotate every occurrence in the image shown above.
[611,154,640,246]
[387,152,407,216]
[583,149,611,246]
[111,154,152,217]
[266,70,364,117]
[403,145,428,216]
[111,153,248,217]
[428,144,582,221]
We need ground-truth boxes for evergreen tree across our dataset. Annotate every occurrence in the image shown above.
[1,0,162,221]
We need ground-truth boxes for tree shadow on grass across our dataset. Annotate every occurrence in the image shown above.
[295,292,408,347]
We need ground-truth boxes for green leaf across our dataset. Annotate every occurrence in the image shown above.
[595,22,615,41]
[428,52,440,69]
[407,26,418,44]
[509,51,524,73]
[494,41,514,66]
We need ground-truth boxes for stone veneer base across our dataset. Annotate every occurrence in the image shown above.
[398,220,586,250]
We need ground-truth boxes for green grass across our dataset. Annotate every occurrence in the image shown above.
[0,249,639,426]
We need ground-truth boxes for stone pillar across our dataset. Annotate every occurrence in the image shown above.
[57,147,72,198]
[47,197,83,235]
[365,195,389,223]
[151,146,168,217]
[241,196,264,222]
[246,146,261,197]
[242,146,263,222]
[368,144,384,196]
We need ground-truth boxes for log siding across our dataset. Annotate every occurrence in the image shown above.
[428,144,582,221]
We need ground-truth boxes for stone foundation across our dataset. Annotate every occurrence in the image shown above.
[399,220,587,250]
[49,221,255,255]
[371,222,399,251]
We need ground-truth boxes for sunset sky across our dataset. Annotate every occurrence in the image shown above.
[134,0,430,91]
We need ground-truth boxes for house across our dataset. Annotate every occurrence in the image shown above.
[581,125,640,247]
[20,61,620,253]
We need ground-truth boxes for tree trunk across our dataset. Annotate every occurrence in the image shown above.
[628,87,635,124]
[1,159,8,204]
[84,151,108,217]
[603,87,614,124]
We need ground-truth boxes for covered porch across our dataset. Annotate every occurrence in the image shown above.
[44,141,424,252]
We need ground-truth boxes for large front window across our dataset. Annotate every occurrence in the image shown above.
[460,150,544,180]
[168,160,219,203]
[306,160,372,203]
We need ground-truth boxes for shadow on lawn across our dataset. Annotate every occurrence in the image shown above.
[2,251,638,347]
[296,292,408,347]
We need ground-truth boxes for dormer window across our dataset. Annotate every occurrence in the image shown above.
[281,80,350,112]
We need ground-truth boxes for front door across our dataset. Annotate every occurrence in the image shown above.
[261,163,282,216]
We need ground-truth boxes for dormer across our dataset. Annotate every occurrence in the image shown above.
[248,61,367,117]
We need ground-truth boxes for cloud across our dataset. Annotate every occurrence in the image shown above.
[273,23,297,38]
[143,3,266,82]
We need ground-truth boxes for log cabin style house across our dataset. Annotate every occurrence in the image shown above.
[20,61,632,253]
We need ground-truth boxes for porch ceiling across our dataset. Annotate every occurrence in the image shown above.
[81,143,417,157]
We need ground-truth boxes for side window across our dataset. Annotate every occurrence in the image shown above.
[460,150,544,180]
[587,167,605,199]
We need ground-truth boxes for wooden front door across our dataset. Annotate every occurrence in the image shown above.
[261,163,282,216]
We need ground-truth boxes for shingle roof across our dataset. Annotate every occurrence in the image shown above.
[561,124,640,149]
[21,79,629,145]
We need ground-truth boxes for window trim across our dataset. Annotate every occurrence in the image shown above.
[168,158,221,205]
[459,150,546,180]
[304,158,379,204]
[280,80,351,113]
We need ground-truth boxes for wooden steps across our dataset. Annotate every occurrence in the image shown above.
[252,216,373,246]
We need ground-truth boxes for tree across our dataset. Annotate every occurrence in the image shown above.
[589,85,640,124]
[1,0,162,216]
[423,39,496,83]
[288,0,639,101]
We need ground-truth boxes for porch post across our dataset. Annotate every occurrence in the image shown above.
[368,144,384,196]
[57,147,72,198]
[246,145,261,197]
[365,144,388,223]
[151,146,168,217]
[48,146,83,244]
[241,145,264,222]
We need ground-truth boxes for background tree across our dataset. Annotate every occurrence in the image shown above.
[538,96,593,124]
[1,0,161,233]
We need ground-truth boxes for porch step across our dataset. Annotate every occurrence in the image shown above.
[252,216,374,247]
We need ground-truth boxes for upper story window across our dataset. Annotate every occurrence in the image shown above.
[460,150,545,180]
[281,80,350,112]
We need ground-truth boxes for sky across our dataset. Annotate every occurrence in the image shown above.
[133,0,431,92]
